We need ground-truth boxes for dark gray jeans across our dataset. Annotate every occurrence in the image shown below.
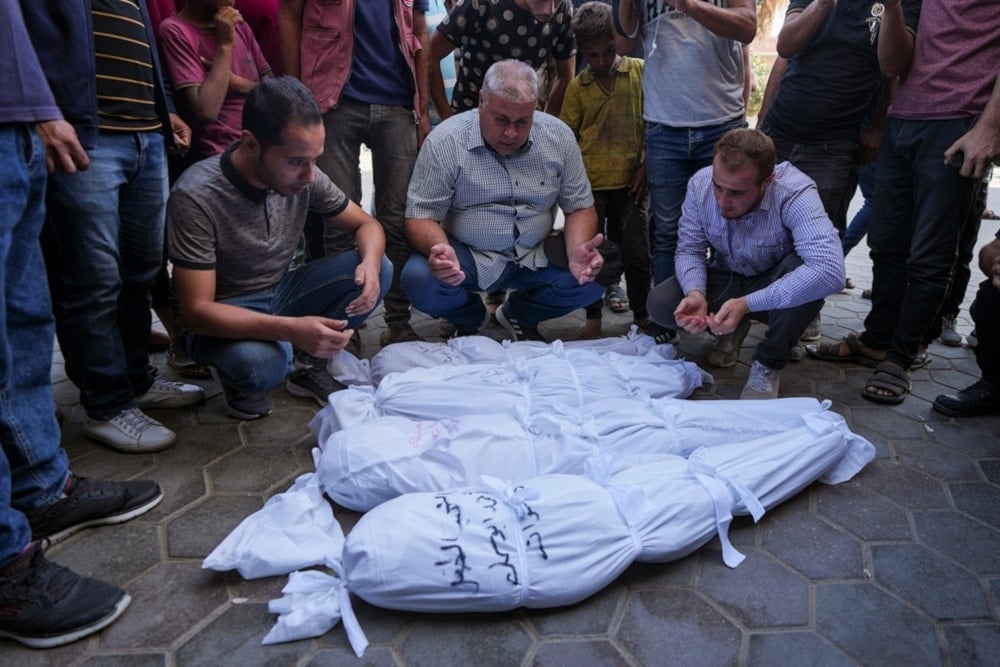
[646,254,823,370]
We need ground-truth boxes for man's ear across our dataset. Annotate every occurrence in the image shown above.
[241,129,260,157]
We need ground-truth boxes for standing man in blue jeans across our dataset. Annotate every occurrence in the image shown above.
[168,77,391,419]
[1,0,164,647]
[402,60,605,342]
[614,0,756,342]
[278,0,430,349]
[32,0,205,454]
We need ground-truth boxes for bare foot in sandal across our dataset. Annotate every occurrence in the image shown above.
[806,332,885,368]
[863,361,911,404]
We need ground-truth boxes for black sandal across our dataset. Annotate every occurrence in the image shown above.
[862,361,911,405]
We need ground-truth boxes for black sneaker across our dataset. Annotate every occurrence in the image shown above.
[25,475,163,545]
[0,541,130,648]
[209,368,273,420]
[495,303,545,342]
[286,366,346,407]
[933,380,1000,417]
[643,321,680,345]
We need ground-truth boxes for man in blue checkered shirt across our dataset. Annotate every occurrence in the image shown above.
[647,128,845,400]
[402,59,605,342]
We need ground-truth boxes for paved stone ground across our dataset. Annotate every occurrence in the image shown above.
[9,212,1000,666]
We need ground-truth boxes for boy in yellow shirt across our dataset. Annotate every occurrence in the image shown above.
[561,1,651,339]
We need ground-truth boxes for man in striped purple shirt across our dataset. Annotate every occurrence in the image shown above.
[647,128,844,400]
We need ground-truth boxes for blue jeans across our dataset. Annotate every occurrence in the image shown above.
[842,162,875,256]
[646,254,823,370]
[45,132,168,420]
[401,239,604,331]
[861,117,982,368]
[0,126,69,564]
[647,117,746,284]
[179,253,392,395]
[311,98,418,329]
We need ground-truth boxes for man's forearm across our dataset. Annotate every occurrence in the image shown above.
[276,0,304,76]
[877,0,914,78]
[680,0,757,44]
[562,207,598,252]
[405,217,449,256]
[776,1,834,58]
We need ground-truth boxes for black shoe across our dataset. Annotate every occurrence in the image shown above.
[0,541,130,648]
[286,366,346,407]
[642,321,679,345]
[25,475,163,545]
[495,303,545,342]
[933,380,1000,417]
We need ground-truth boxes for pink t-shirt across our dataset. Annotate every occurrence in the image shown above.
[892,0,1000,120]
[159,16,271,157]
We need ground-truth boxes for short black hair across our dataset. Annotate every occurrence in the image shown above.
[242,77,322,150]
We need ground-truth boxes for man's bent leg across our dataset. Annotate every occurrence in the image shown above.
[504,265,605,326]
[646,123,693,285]
[317,100,366,256]
[273,251,393,330]
[400,241,487,331]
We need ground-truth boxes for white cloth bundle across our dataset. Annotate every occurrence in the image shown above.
[315,397,856,513]
[311,345,708,435]
[600,410,873,567]
[330,328,674,387]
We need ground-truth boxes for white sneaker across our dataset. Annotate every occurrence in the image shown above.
[135,379,204,409]
[740,360,781,400]
[84,408,176,452]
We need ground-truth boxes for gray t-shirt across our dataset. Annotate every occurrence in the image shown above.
[631,1,745,127]
[167,144,349,300]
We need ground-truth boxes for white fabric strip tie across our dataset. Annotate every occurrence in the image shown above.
[329,560,369,657]
[686,447,765,568]
[480,476,542,520]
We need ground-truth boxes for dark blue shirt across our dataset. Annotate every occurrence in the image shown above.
[0,0,60,124]
[342,0,429,108]
[764,0,920,142]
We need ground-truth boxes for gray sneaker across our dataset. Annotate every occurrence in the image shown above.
[286,366,346,407]
[209,368,272,420]
[84,408,176,452]
[740,360,781,400]
[707,317,751,368]
[135,379,204,409]
[800,314,822,342]
[939,315,963,347]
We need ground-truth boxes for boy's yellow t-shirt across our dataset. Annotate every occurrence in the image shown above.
[560,56,645,192]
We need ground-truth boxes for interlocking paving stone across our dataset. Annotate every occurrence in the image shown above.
[156,424,244,466]
[81,654,168,667]
[914,511,1000,574]
[101,562,229,649]
[521,583,625,637]
[856,459,948,510]
[949,482,1000,529]
[2,633,92,665]
[615,589,740,666]
[141,466,208,522]
[306,646,398,667]
[223,570,287,603]
[981,459,1000,484]
[848,407,928,440]
[943,623,1000,667]
[397,615,534,667]
[814,483,912,541]
[815,582,942,666]
[315,598,412,647]
[166,494,264,559]
[871,544,992,620]
[761,512,864,580]
[697,550,809,628]
[207,445,304,494]
[746,631,852,667]
[174,602,309,666]
[893,438,981,482]
[928,422,1000,458]
[240,407,315,448]
[530,640,631,666]
[617,557,697,590]
[66,443,157,482]
[49,523,160,587]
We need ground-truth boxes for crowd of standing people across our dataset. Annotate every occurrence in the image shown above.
[1,0,998,650]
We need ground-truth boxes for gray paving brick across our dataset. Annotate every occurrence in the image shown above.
[398,615,534,667]
[816,582,942,666]
[814,482,912,541]
[615,589,741,666]
[521,583,625,637]
[530,640,631,666]
[914,510,1000,575]
[166,494,264,559]
[698,550,809,628]
[174,602,310,666]
[943,623,1000,667]
[746,632,853,667]
[871,544,993,620]
[950,482,1000,529]
[761,512,864,579]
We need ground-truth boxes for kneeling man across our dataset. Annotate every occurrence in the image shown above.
[647,129,844,399]
[401,59,605,342]
[168,77,391,419]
